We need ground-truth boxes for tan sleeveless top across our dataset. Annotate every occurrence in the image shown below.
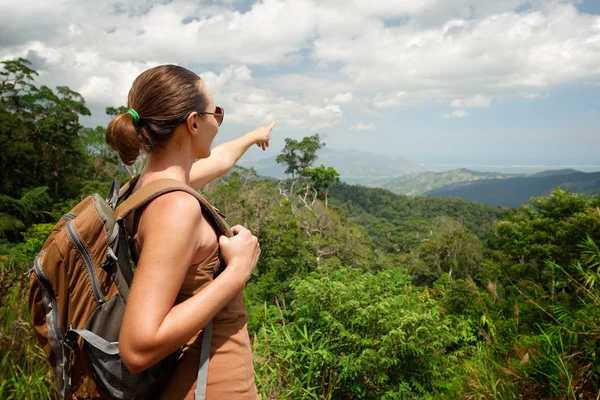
[158,246,258,399]
[126,205,258,400]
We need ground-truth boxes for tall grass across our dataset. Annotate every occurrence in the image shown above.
[0,242,58,400]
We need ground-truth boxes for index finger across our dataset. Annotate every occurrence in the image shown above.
[231,225,248,235]
[267,122,275,131]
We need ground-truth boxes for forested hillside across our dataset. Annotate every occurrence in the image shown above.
[427,170,600,207]
[2,59,600,399]
[370,168,522,196]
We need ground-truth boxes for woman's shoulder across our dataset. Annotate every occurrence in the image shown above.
[146,190,202,214]
[137,190,204,238]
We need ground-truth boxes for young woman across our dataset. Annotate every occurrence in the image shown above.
[105,64,274,399]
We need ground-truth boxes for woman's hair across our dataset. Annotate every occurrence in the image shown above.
[106,65,209,165]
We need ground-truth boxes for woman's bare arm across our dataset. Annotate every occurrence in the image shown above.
[118,191,259,373]
[189,123,275,190]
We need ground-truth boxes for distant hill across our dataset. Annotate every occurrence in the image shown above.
[426,170,600,207]
[531,168,580,177]
[329,183,506,243]
[239,148,421,180]
[368,168,522,196]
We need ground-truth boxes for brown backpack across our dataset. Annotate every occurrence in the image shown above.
[28,177,231,399]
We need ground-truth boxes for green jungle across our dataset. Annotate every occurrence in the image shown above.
[2,59,600,399]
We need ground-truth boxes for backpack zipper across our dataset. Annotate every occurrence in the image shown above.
[65,220,105,305]
[33,251,64,343]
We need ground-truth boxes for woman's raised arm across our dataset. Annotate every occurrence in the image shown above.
[189,122,275,190]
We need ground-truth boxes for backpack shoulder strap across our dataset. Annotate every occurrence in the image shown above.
[117,175,140,203]
[114,179,232,238]
[114,179,230,399]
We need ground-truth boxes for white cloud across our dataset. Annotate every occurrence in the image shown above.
[314,3,600,102]
[443,109,470,118]
[351,122,376,131]
[0,0,598,128]
[373,91,408,108]
[332,92,353,104]
[201,65,343,130]
[316,0,531,24]
[1,0,317,65]
[450,95,491,108]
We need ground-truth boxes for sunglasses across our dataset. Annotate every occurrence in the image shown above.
[198,106,225,126]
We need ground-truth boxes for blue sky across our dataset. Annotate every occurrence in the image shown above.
[1,0,598,167]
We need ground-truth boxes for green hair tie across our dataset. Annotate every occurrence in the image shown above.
[127,108,140,124]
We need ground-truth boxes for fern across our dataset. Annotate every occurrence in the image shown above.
[0,187,52,238]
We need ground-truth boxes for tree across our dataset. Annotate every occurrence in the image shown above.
[276,134,324,179]
[304,165,340,207]
[0,187,53,240]
[33,85,92,198]
[0,58,38,109]
[105,106,128,116]
[0,59,93,199]
[410,216,485,285]
[494,189,600,291]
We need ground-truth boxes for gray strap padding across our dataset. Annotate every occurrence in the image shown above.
[106,180,121,210]
[194,320,213,400]
[71,322,214,398]
[70,329,120,355]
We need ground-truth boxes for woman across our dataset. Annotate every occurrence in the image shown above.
[105,64,274,399]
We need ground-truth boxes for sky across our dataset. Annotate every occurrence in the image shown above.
[1,0,599,166]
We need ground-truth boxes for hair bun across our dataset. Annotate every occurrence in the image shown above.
[105,113,142,166]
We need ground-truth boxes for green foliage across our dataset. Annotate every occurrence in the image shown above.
[204,170,377,315]
[304,165,340,207]
[0,59,124,239]
[535,237,600,396]
[0,58,38,106]
[105,106,128,116]
[255,266,477,399]
[529,328,576,399]
[0,58,124,199]
[409,217,485,285]
[495,189,599,269]
[329,183,505,254]
[0,187,53,240]
[276,134,324,179]
[2,59,600,399]
[492,189,600,335]
[460,343,520,400]
[0,230,57,399]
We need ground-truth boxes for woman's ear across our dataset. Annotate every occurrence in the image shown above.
[186,111,199,136]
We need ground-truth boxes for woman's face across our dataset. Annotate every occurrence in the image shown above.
[193,85,219,159]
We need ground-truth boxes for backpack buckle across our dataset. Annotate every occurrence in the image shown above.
[63,330,77,350]
[100,248,118,271]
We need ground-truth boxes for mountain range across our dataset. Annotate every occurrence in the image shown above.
[425,170,600,208]
[367,169,523,196]
[240,149,600,207]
